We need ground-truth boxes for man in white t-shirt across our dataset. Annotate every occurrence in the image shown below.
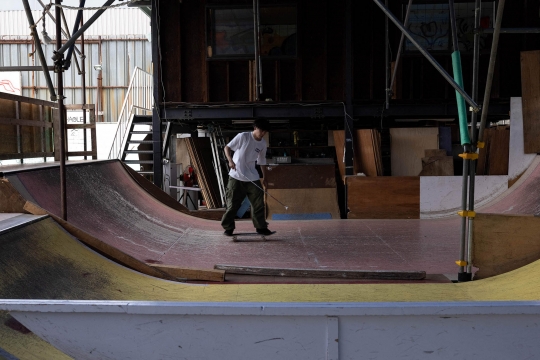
[221,119,273,236]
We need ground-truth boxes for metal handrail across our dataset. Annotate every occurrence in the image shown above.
[108,67,153,160]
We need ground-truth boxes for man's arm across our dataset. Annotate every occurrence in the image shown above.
[224,146,236,170]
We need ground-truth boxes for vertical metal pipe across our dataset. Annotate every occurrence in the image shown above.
[478,0,506,142]
[97,36,103,122]
[466,0,482,277]
[448,0,459,52]
[384,0,390,109]
[256,0,263,95]
[21,0,57,100]
[81,15,87,159]
[253,0,259,100]
[458,148,469,280]
[56,0,67,221]
[389,0,413,94]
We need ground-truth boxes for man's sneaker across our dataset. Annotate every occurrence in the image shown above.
[223,229,234,236]
[256,228,273,236]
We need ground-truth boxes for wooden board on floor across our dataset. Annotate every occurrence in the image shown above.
[473,213,540,279]
[390,128,439,176]
[149,264,225,282]
[266,188,340,219]
[346,176,420,219]
[521,50,540,154]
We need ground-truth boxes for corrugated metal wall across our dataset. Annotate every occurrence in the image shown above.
[0,8,151,123]
[0,9,150,37]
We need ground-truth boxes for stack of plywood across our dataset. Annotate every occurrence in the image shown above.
[264,164,340,220]
[333,129,383,179]
[185,137,222,209]
[419,149,454,176]
[345,176,420,219]
[521,50,540,154]
[477,127,510,175]
[390,128,439,176]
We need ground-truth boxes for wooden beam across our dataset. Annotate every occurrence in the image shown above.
[149,264,225,282]
[0,117,53,128]
[214,265,426,280]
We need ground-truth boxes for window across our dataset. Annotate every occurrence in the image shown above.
[404,2,495,52]
[207,5,297,59]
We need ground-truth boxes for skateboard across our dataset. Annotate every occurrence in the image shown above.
[231,231,276,242]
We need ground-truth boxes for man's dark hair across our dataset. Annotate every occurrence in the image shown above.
[253,118,271,132]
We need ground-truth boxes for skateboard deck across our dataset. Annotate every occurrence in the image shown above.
[231,231,276,242]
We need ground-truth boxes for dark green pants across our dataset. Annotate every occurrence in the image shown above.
[221,177,267,231]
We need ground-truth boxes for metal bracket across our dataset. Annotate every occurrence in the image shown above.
[457,210,476,218]
[312,107,324,119]
[459,153,479,160]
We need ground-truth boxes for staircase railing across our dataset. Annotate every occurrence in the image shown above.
[108,67,153,160]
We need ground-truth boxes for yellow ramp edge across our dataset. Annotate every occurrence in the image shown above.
[2,217,540,304]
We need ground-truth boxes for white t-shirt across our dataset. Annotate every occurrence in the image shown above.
[227,132,267,181]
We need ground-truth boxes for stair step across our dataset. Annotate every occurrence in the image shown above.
[133,122,153,126]
[124,160,154,164]
[125,150,154,154]
[138,171,154,175]
[127,140,153,144]
[130,131,152,134]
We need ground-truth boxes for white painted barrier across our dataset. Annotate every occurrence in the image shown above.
[2,300,540,360]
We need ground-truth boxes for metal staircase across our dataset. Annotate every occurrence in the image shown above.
[108,67,153,177]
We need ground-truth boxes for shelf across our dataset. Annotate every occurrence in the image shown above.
[268,146,332,149]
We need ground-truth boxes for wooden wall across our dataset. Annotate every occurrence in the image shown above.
[0,93,54,160]
[156,0,538,105]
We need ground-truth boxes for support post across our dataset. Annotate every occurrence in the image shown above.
[56,0,67,221]
[465,0,482,279]
[478,0,506,143]
[21,0,57,101]
[52,0,115,61]
[151,0,163,188]
[384,0,390,109]
[389,0,413,97]
[81,14,87,160]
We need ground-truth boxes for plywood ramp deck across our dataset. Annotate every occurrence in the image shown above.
[3,160,460,275]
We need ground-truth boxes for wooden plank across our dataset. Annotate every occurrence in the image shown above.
[149,264,225,282]
[23,201,177,282]
[214,265,426,280]
[332,130,346,179]
[521,50,540,153]
[0,91,57,108]
[473,213,540,279]
[355,129,379,176]
[266,188,340,219]
[264,164,336,189]
[0,152,54,161]
[390,128,439,176]
[419,156,454,176]
[346,176,420,219]
[487,127,509,175]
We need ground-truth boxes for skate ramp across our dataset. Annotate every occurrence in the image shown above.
[479,156,540,215]
[3,160,461,275]
[2,216,540,304]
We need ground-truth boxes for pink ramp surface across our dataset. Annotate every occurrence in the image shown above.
[7,160,461,274]
[479,156,540,215]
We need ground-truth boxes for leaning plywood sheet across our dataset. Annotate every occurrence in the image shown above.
[0,179,26,212]
[265,164,336,189]
[266,188,340,219]
[473,213,540,279]
[521,50,540,154]
[346,176,420,219]
[390,128,438,176]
